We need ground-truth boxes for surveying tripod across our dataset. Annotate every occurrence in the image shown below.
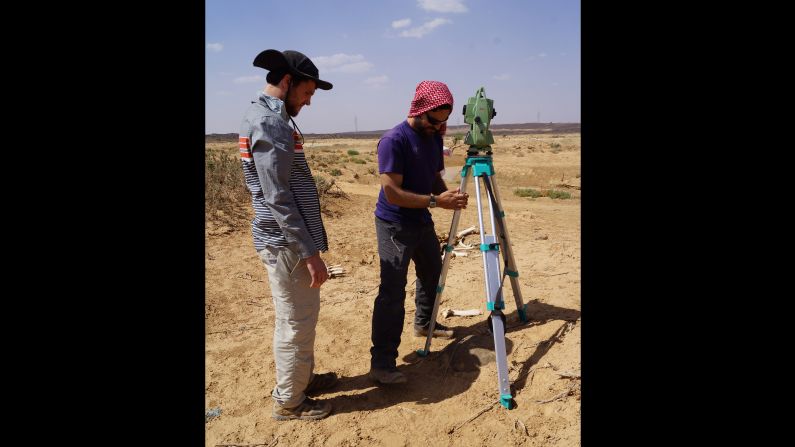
[416,87,529,410]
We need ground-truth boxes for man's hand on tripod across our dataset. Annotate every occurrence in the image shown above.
[438,188,469,210]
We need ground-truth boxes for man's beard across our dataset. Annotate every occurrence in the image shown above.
[286,99,300,117]
[423,126,439,136]
[284,89,302,117]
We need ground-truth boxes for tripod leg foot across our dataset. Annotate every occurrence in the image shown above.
[517,304,529,323]
[416,349,429,357]
[500,395,514,409]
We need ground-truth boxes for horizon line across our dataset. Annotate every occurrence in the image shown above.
[206,121,581,136]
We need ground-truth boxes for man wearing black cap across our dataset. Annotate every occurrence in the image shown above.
[238,49,336,420]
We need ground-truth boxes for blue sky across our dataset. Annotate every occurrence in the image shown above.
[206,0,580,134]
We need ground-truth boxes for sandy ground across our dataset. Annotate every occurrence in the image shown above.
[206,133,581,446]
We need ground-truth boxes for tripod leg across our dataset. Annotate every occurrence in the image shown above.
[474,175,514,409]
[417,165,471,356]
[483,174,529,323]
[491,311,513,409]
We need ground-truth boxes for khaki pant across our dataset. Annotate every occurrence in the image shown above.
[259,246,320,408]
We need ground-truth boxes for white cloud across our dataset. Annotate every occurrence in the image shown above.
[334,61,374,73]
[400,18,452,38]
[234,75,265,84]
[313,53,374,73]
[418,0,468,13]
[207,43,223,52]
[313,53,364,67]
[365,75,389,87]
[538,52,547,58]
[216,90,231,96]
[493,73,511,81]
[392,18,412,28]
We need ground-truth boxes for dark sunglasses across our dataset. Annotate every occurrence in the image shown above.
[424,112,448,126]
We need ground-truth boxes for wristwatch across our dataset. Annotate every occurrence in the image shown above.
[429,194,437,208]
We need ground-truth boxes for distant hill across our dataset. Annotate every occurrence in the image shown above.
[206,122,580,142]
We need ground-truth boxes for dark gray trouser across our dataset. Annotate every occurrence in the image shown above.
[370,216,442,370]
[258,246,319,408]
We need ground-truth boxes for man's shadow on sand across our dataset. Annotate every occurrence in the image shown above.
[316,299,580,415]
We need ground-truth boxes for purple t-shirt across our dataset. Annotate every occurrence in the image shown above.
[375,120,444,224]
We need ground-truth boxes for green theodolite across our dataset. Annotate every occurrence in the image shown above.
[463,86,497,152]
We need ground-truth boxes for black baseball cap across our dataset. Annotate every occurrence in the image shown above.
[253,49,333,90]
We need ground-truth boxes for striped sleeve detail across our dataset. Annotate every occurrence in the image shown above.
[289,152,328,252]
[293,131,303,152]
[239,136,252,161]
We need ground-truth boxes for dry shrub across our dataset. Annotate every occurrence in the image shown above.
[205,147,352,230]
[205,150,251,227]
[314,175,349,215]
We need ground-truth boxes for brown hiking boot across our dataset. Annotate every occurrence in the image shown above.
[304,372,338,395]
[368,367,407,384]
[272,397,332,421]
[413,321,454,338]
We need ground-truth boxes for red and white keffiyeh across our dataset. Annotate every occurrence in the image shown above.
[408,80,453,135]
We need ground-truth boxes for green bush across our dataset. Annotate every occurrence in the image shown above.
[347,149,359,156]
[514,188,571,199]
[546,190,571,199]
[514,188,542,198]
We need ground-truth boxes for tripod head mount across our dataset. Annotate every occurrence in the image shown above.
[462,86,497,155]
